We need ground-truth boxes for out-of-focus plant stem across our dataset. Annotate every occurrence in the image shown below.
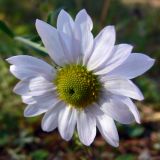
[100,0,111,28]
[15,36,47,54]
[14,36,58,67]
[0,20,58,67]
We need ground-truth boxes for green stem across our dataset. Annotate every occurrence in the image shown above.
[15,36,47,54]
[14,36,58,67]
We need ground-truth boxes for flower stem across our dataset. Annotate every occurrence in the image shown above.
[15,36,58,67]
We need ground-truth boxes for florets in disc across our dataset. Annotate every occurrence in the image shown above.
[54,64,101,109]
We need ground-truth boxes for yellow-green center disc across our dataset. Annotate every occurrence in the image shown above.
[54,64,101,109]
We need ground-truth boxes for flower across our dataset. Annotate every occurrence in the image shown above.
[7,9,155,147]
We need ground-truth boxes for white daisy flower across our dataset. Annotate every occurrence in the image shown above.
[7,9,155,147]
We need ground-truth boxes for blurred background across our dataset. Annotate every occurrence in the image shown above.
[0,0,160,159]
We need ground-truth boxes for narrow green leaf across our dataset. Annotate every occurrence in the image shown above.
[14,36,47,54]
[116,154,136,160]
[129,126,145,138]
[14,36,58,67]
[30,150,49,160]
[0,20,15,38]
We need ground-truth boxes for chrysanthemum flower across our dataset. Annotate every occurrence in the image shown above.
[7,9,155,147]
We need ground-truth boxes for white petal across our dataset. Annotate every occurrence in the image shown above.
[10,65,37,80]
[100,95,135,124]
[41,101,65,132]
[94,44,133,75]
[121,97,141,123]
[75,9,93,31]
[88,104,119,147]
[28,93,58,109]
[14,80,29,95]
[58,106,77,141]
[77,110,96,146]
[87,26,115,70]
[103,76,144,100]
[57,10,79,62]
[82,32,94,65]
[24,104,47,117]
[28,76,55,96]
[107,53,155,79]
[58,31,75,62]
[32,92,57,105]
[74,10,94,65]
[78,24,93,65]
[57,10,82,62]
[97,114,119,147]
[57,9,74,36]
[14,76,55,96]
[74,20,94,65]
[6,55,54,80]
[85,103,102,117]
[22,96,35,104]
[24,96,59,117]
[36,19,69,66]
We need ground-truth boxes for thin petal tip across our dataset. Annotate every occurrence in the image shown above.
[80,138,93,146]
[107,25,115,31]
[137,119,141,124]
[114,142,119,147]
[139,95,144,101]
[84,142,92,146]
[150,58,155,66]
[59,9,68,16]
[35,19,41,24]
[41,123,51,132]
[110,140,119,147]
[136,115,141,124]
[13,87,18,94]
[35,19,42,30]
[78,9,87,14]
[24,111,32,117]
[6,57,12,64]
[41,127,51,133]
[103,25,116,37]
[35,19,45,28]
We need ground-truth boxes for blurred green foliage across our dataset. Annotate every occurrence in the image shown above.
[115,154,136,160]
[0,0,160,159]
[136,76,160,104]
[30,150,49,160]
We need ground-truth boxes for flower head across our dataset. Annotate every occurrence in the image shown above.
[7,9,155,147]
